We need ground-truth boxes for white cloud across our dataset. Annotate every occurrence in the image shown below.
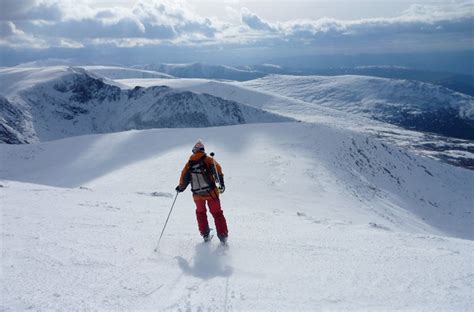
[225,6,239,21]
[0,21,17,37]
[132,0,218,38]
[0,20,47,48]
[240,7,276,32]
[12,0,219,42]
[238,2,474,47]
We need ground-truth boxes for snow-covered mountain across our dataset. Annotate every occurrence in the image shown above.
[303,66,474,97]
[13,61,175,79]
[0,67,291,143]
[243,75,474,140]
[0,95,31,144]
[133,63,265,81]
[117,74,474,142]
[133,63,474,97]
[14,60,474,97]
[238,63,289,75]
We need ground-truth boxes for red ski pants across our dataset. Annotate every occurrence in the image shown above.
[194,197,228,237]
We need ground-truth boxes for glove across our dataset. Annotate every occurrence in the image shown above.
[218,185,225,194]
[217,174,225,194]
[175,185,185,193]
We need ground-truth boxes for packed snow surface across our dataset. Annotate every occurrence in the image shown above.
[1,122,473,310]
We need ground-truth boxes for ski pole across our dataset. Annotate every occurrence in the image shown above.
[209,152,222,188]
[154,191,179,252]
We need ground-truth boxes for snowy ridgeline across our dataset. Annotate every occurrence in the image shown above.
[12,60,474,96]
[0,66,291,144]
[118,71,474,141]
[1,65,473,145]
[242,75,474,140]
[116,73,474,141]
[1,122,473,310]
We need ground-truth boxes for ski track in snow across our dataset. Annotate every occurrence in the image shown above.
[1,122,473,310]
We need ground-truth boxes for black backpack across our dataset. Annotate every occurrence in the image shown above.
[188,155,215,195]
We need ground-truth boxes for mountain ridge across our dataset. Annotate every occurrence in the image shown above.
[243,74,474,140]
[0,67,292,144]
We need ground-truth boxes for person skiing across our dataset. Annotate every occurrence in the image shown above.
[175,140,229,244]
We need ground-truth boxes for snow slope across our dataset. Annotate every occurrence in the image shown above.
[1,122,473,310]
[0,67,291,143]
[0,66,70,97]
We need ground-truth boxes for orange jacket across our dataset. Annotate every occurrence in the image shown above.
[179,152,223,200]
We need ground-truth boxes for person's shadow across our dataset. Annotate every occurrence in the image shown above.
[175,242,233,280]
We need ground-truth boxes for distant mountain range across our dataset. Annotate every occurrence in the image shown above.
[133,62,474,97]
[133,63,264,81]
[300,66,474,97]
[2,63,473,144]
[11,60,474,97]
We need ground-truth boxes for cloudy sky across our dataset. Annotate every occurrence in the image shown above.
[0,0,473,68]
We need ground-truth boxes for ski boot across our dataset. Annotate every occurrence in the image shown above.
[202,229,213,243]
[218,234,228,246]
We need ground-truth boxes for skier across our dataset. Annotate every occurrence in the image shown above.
[175,140,229,244]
